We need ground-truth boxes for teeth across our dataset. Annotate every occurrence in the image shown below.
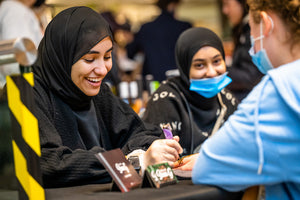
[86,77,101,83]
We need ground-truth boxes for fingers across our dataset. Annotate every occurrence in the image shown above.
[173,136,180,142]
[144,139,183,166]
[173,160,180,168]
[161,146,180,161]
[173,165,191,171]
[165,138,183,155]
[172,153,199,171]
[153,139,180,160]
[167,161,175,168]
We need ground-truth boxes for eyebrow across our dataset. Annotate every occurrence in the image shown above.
[86,47,113,55]
[192,54,222,62]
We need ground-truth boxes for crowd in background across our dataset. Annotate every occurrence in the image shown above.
[0,0,262,110]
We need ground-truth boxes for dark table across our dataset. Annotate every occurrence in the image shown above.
[45,180,243,200]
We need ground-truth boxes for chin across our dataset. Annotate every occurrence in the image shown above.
[84,89,101,96]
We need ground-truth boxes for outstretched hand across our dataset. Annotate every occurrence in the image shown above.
[173,153,199,171]
[143,136,183,168]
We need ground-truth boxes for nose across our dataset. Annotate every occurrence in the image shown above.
[205,65,218,78]
[94,60,111,76]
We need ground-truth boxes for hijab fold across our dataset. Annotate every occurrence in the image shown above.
[33,6,113,110]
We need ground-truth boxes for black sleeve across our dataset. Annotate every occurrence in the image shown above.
[34,85,111,188]
[142,83,184,137]
[95,84,162,154]
[35,81,161,188]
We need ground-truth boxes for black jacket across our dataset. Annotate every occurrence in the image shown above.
[142,77,238,156]
[34,80,161,188]
[30,7,162,188]
[126,11,192,82]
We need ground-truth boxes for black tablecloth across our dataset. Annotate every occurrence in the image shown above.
[45,180,243,200]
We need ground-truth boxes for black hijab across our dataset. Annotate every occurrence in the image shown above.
[33,6,113,110]
[175,27,225,86]
[171,27,225,108]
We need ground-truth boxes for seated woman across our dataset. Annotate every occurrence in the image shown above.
[142,27,238,156]
[32,6,182,188]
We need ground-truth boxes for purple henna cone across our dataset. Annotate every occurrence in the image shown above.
[162,124,173,139]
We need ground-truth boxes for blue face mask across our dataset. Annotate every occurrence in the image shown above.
[189,72,232,98]
[248,18,274,74]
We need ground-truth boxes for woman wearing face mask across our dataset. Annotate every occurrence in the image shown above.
[190,0,300,199]
[32,6,182,188]
[142,27,238,156]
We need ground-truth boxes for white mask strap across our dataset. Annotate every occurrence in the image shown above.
[251,15,274,52]
[260,20,263,49]
[260,15,274,49]
[268,16,274,34]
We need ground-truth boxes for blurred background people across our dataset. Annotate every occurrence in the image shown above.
[100,11,124,91]
[142,27,238,156]
[221,0,263,101]
[101,10,145,113]
[126,0,192,88]
[0,0,46,190]
[0,0,45,89]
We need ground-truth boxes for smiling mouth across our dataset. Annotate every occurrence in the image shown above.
[86,77,101,83]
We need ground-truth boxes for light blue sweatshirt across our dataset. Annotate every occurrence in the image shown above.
[192,59,300,200]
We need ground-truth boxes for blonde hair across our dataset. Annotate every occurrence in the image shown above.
[247,0,300,46]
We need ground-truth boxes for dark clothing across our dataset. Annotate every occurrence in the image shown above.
[34,79,160,188]
[126,11,192,82]
[227,22,263,101]
[142,27,238,155]
[142,77,238,155]
[31,7,161,188]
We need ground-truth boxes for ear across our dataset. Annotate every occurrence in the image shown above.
[260,12,273,37]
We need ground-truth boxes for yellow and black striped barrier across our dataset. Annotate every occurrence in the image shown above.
[6,72,45,200]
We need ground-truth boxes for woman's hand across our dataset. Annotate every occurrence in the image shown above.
[173,153,199,171]
[143,136,183,168]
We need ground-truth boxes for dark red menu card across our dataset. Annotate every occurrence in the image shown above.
[95,148,142,192]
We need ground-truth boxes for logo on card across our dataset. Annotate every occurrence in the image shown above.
[115,162,132,178]
[151,166,173,181]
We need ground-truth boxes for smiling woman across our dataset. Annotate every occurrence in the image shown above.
[71,37,113,96]
[142,27,238,156]
[30,6,182,188]
[189,46,226,80]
